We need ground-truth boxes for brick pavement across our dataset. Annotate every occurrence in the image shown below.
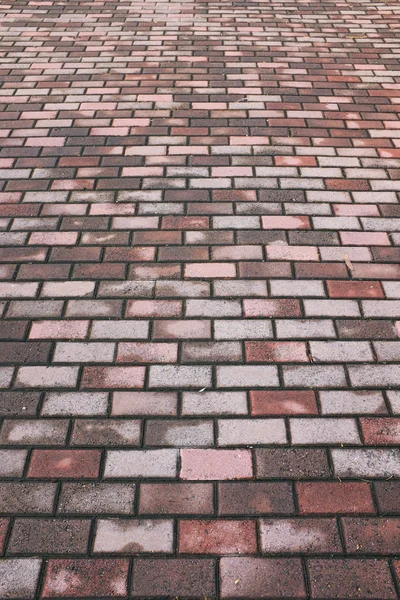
[0,0,400,595]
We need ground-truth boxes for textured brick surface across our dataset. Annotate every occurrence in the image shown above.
[1,0,400,595]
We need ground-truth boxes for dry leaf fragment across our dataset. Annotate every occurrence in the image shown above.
[344,253,354,271]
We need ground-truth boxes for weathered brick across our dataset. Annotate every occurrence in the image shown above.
[112,391,177,416]
[28,449,101,479]
[260,518,341,554]
[182,391,247,415]
[220,557,306,598]
[250,391,318,415]
[105,450,178,478]
[41,392,108,416]
[42,559,130,598]
[218,482,294,515]
[319,391,386,415]
[8,519,91,554]
[0,559,41,599]
[58,483,135,515]
[256,448,330,479]
[140,483,214,515]
[146,419,214,447]
[342,518,400,554]
[308,559,396,599]
[181,449,253,480]
[94,519,173,553]
[131,559,216,598]
[297,482,375,514]
[332,449,400,478]
[218,418,286,445]
[179,519,257,554]
[217,365,279,388]
[0,449,27,478]
[16,366,79,388]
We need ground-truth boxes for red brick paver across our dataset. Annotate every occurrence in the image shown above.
[0,0,400,594]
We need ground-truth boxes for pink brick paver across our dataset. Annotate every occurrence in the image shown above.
[0,0,400,594]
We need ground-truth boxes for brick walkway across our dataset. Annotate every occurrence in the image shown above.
[0,0,400,596]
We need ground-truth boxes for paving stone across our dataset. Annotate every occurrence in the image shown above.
[220,557,306,598]
[42,559,130,598]
[308,559,397,599]
[0,391,40,416]
[256,449,330,479]
[0,483,57,514]
[217,366,279,388]
[94,519,173,553]
[290,418,360,445]
[181,449,253,480]
[342,517,400,555]
[0,559,41,599]
[182,391,247,415]
[105,450,178,478]
[139,483,214,515]
[149,365,212,388]
[145,419,214,447]
[218,482,295,515]
[131,559,216,598]
[0,419,69,445]
[218,418,287,445]
[259,518,342,554]
[374,482,400,514]
[57,483,136,515]
[179,520,257,554]
[0,449,27,477]
[41,392,109,416]
[111,391,177,416]
[332,449,400,478]
[297,482,375,515]
[8,518,91,554]
[71,419,141,446]
[319,391,386,415]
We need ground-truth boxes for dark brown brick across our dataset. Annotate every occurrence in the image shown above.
[218,482,295,515]
[8,519,91,554]
[256,449,330,479]
[131,559,216,597]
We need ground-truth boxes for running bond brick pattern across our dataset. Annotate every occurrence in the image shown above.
[0,0,400,595]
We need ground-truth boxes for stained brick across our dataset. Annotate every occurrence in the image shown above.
[218,482,294,515]
[250,391,318,415]
[94,519,173,553]
[28,449,101,479]
[259,518,341,553]
[140,483,214,515]
[42,559,130,598]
